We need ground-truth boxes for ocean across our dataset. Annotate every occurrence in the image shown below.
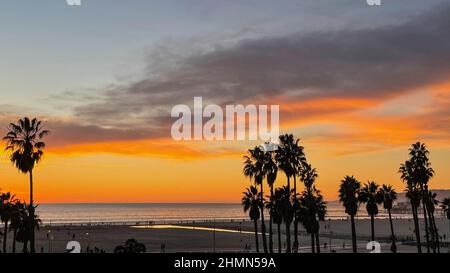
[35,202,414,225]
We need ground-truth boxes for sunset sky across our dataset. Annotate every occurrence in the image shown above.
[0,0,449,203]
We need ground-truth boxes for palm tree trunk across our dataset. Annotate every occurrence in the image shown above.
[29,170,36,253]
[370,214,375,242]
[12,229,17,253]
[3,221,8,253]
[426,207,436,253]
[285,221,291,253]
[293,175,299,253]
[310,233,315,253]
[350,215,357,253]
[420,189,430,253]
[254,219,259,253]
[388,209,396,253]
[22,240,28,253]
[429,209,439,253]
[277,223,282,253]
[259,183,268,253]
[269,187,274,253]
[315,232,321,253]
[411,204,422,253]
[285,175,292,253]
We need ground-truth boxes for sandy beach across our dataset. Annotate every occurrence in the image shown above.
[4,217,447,253]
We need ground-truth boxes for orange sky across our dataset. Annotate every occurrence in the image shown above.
[1,82,449,204]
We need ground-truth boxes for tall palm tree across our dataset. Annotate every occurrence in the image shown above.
[275,134,304,252]
[359,181,383,242]
[3,117,49,253]
[379,184,398,253]
[440,198,450,243]
[263,151,278,253]
[338,175,361,253]
[243,147,268,253]
[242,186,261,253]
[408,142,435,252]
[399,160,422,253]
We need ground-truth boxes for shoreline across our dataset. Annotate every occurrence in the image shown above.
[1,217,445,253]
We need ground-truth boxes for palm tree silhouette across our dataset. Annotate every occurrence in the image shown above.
[0,192,18,253]
[242,186,261,253]
[440,198,450,243]
[399,160,422,253]
[9,200,26,253]
[379,184,398,253]
[298,164,326,253]
[263,151,278,253]
[3,117,49,253]
[400,142,435,253]
[338,175,361,253]
[408,142,435,252]
[277,185,293,253]
[298,186,326,253]
[359,181,383,242]
[271,188,284,253]
[425,190,440,252]
[243,147,268,253]
[275,134,304,252]
[15,205,41,253]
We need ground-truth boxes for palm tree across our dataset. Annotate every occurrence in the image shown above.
[9,200,26,253]
[3,117,49,253]
[278,185,293,253]
[242,186,261,253]
[243,147,268,253]
[338,175,361,253]
[275,134,304,252]
[426,190,440,252]
[0,192,18,253]
[359,181,383,242]
[15,206,41,253]
[440,198,450,243]
[298,186,326,253]
[271,188,284,253]
[379,184,398,253]
[262,150,278,253]
[407,142,435,252]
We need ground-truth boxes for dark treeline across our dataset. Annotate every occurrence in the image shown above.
[242,134,449,253]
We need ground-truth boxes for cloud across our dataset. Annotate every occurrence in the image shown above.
[70,3,450,129]
[3,3,448,155]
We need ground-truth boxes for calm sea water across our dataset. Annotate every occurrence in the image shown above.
[35,202,412,225]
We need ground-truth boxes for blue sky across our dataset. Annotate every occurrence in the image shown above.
[1,0,446,115]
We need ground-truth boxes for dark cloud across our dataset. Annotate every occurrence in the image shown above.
[43,3,450,146]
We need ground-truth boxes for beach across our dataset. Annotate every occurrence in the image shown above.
[6,217,447,253]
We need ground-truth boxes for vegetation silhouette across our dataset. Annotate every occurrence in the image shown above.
[3,117,49,253]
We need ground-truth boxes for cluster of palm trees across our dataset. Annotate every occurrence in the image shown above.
[1,117,49,253]
[399,142,441,253]
[0,191,41,253]
[242,134,326,253]
[338,177,398,253]
[243,138,449,254]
